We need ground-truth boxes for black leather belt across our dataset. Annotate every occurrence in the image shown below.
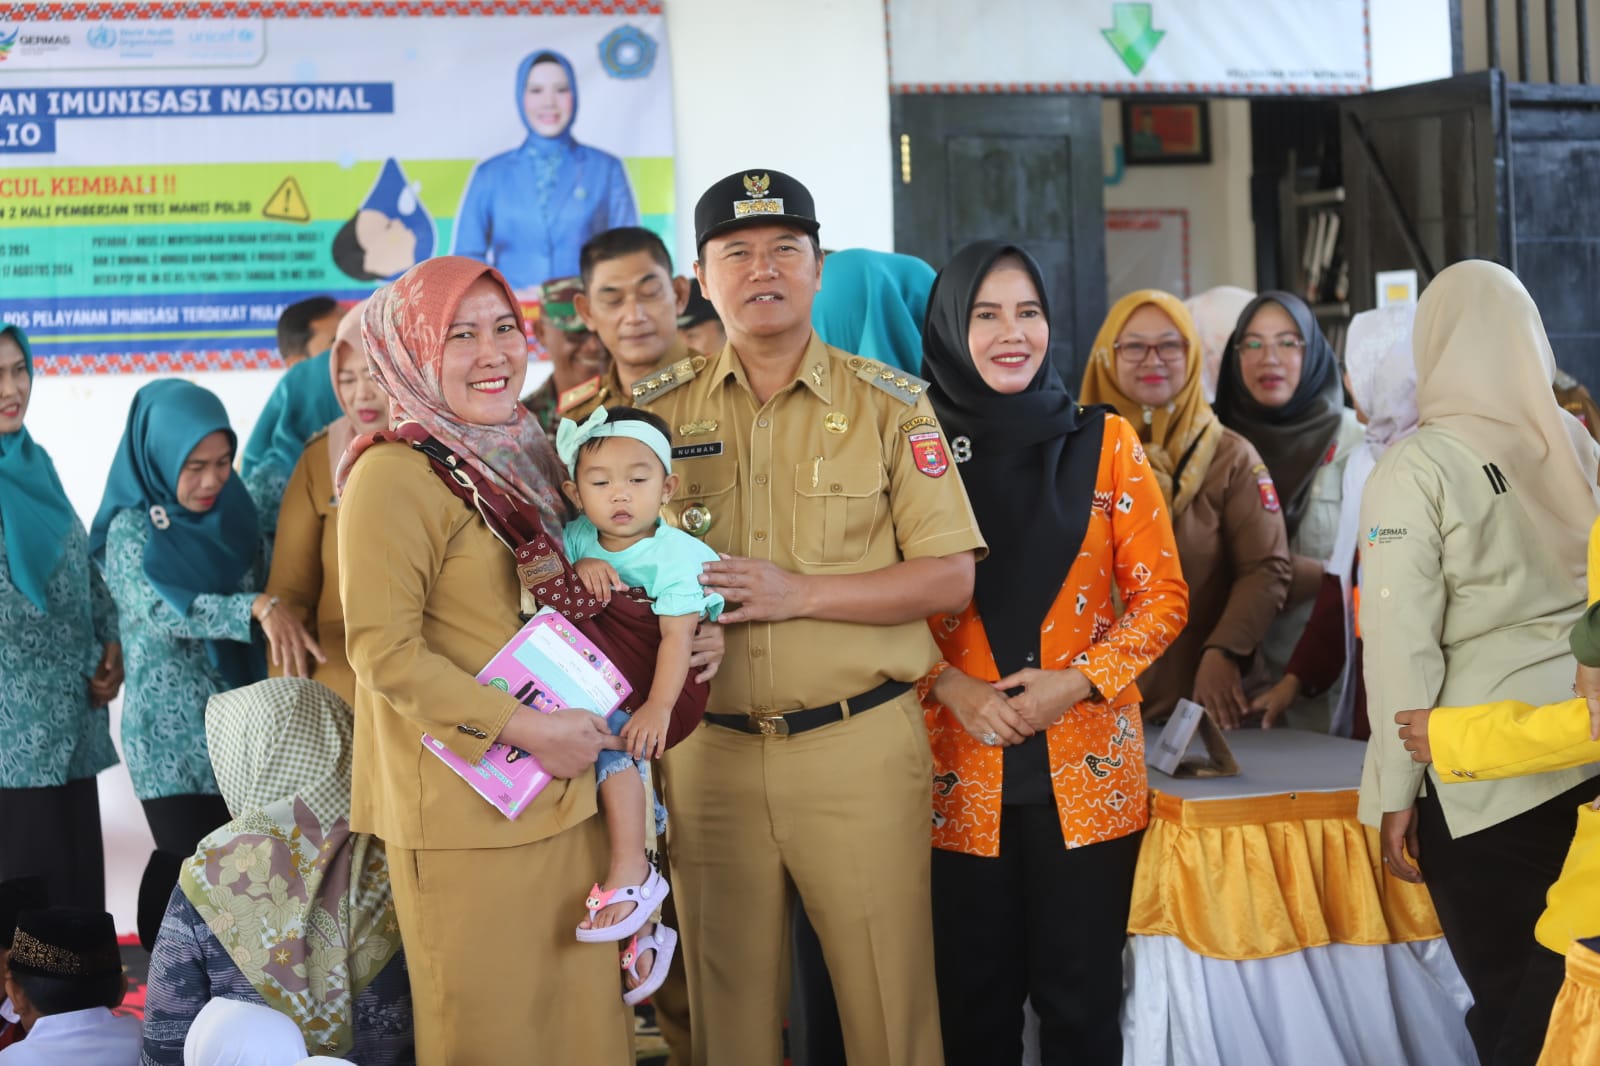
[704,680,913,737]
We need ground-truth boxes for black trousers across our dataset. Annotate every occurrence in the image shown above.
[0,777,105,911]
[137,793,230,951]
[932,805,1143,1066]
[1414,777,1594,1066]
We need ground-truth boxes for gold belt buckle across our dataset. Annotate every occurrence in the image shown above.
[755,713,789,737]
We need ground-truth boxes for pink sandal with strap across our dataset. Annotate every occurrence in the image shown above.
[575,867,670,943]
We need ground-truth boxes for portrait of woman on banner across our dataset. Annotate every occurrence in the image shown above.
[453,48,639,294]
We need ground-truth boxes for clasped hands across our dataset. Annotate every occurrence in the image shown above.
[936,665,1094,746]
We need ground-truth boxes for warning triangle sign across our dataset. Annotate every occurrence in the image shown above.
[262,176,311,223]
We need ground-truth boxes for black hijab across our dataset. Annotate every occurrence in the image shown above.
[921,241,1108,679]
[1213,291,1345,538]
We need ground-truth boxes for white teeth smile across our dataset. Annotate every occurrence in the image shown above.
[470,379,507,392]
[752,294,779,302]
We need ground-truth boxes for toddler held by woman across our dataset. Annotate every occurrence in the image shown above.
[554,405,722,1004]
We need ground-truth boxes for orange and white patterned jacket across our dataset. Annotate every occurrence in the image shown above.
[923,415,1189,856]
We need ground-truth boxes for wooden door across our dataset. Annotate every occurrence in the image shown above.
[892,93,1106,384]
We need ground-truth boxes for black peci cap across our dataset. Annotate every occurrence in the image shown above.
[8,908,122,979]
[694,169,820,249]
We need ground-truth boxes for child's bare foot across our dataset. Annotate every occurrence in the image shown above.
[579,854,653,931]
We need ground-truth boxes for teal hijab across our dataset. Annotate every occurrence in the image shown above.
[90,379,264,688]
[811,249,937,372]
[0,325,77,613]
[241,349,343,479]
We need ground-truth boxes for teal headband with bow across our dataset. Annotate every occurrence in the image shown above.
[555,406,674,476]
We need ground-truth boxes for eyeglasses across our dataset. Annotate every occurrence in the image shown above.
[1114,340,1188,363]
[1237,337,1306,357]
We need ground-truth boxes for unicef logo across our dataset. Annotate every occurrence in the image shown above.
[237,27,254,42]
[87,23,116,49]
[599,24,656,80]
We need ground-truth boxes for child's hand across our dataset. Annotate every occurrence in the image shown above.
[574,558,623,603]
[619,702,671,760]
[1248,674,1301,730]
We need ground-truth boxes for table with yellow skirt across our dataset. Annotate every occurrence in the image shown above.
[1542,934,1600,1065]
[1118,728,1477,1066]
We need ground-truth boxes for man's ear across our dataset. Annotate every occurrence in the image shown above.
[672,275,691,315]
[574,292,597,332]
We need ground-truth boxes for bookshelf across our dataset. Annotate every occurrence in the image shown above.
[1278,152,1351,355]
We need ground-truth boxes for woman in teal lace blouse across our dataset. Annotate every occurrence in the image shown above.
[0,324,123,912]
[90,379,322,949]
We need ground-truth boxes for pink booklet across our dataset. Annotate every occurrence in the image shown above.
[421,607,632,819]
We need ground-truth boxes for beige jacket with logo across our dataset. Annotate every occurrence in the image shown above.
[1357,426,1600,837]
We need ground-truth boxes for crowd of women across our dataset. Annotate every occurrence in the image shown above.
[0,184,1597,1065]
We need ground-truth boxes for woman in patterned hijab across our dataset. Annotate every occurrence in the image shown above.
[141,679,410,1064]
[335,255,636,1059]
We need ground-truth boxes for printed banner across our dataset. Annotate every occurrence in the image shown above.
[0,2,673,373]
[888,0,1370,95]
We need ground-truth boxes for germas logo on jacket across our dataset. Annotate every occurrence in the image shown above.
[1367,524,1407,546]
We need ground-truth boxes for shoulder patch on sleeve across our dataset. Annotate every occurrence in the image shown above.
[631,357,701,406]
[849,357,926,405]
[556,375,602,414]
[1251,463,1281,512]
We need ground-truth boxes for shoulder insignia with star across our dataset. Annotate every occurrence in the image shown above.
[631,357,704,406]
[849,357,926,405]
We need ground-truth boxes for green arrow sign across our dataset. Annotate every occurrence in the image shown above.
[1102,2,1165,76]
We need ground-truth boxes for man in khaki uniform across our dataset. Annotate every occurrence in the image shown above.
[557,226,700,423]
[519,275,604,432]
[645,169,985,1066]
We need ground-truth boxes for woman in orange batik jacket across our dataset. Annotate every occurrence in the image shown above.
[918,241,1189,1066]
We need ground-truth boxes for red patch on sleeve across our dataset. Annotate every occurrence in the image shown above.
[1257,472,1281,512]
[1322,441,1338,466]
[909,431,949,477]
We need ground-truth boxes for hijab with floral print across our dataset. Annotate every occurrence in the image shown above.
[335,256,567,532]
[180,678,398,1058]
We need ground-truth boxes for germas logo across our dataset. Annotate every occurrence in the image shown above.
[1368,525,1408,546]
[0,26,18,61]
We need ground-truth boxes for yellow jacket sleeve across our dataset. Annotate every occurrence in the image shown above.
[1432,514,1600,783]
[1430,697,1599,782]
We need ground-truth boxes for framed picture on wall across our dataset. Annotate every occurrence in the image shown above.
[1121,100,1212,166]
